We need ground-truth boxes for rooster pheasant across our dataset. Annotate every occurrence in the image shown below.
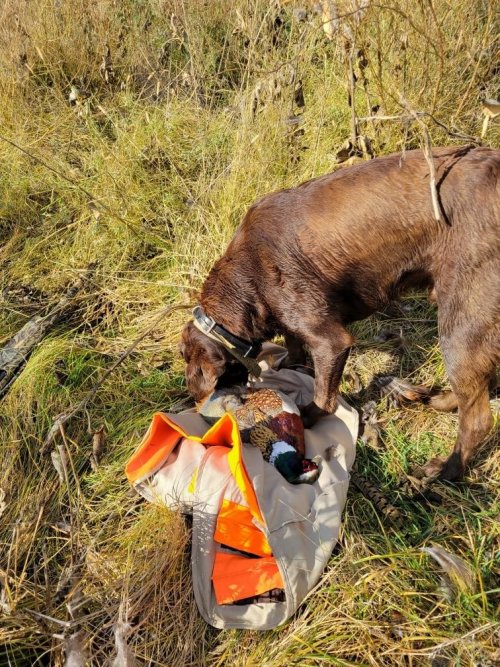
[198,387,320,484]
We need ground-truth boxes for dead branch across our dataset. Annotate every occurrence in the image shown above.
[399,97,442,222]
[358,111,479,144]
[347,41,358,147]
[0,264,97,400]
[41,303,193,454]
[358,113,423,122]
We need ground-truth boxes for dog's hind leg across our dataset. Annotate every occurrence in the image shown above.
[429,390,459,412]
[429,373,498,413]
[422,330,497,481]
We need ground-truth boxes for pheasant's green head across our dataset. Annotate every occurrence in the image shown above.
[271,442,320,485]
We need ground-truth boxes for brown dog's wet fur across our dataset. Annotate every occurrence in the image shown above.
[180,146,500,481]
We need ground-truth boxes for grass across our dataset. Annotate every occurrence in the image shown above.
[0,1,498,664]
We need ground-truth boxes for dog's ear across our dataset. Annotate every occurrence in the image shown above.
[185,353,226,403]
[181,322,229,403]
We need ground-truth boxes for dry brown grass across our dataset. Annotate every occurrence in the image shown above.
[0,1,498,665]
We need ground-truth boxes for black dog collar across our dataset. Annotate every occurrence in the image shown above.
[192,305,262,377]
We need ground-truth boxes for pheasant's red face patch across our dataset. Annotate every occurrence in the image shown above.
[301,458,318,473]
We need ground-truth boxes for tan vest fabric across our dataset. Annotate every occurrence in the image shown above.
[126,345,359,629]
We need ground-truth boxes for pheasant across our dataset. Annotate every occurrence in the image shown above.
[198,387,320,484]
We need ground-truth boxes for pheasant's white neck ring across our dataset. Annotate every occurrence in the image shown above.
[269,441,296,465]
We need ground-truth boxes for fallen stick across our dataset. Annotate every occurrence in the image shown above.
[0,264,96,400]
[41,303,192,454]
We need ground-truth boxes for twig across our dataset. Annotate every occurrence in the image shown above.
[358,113,424,122]
[26,607,104,628]
[25,609,71,628]
[358,111,479,144]
[41,303,193,453]
[400,97,442,222]
[0,133,167,245]
[410,622,495,657]
[423,112,480,144]
[347,41,358,146]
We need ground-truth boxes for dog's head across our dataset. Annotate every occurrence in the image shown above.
[179,322,249,404]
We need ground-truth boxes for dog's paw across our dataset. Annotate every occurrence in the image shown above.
[300,402,330,429]
[418,455,464,482]
[301,411,317,430]
[429,390,458,412]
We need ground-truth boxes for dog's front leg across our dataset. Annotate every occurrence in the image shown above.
[301,325,353,428]
[283,332,308,367]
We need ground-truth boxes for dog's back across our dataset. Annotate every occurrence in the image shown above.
[223,146,499,320]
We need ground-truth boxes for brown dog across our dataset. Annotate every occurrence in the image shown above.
[180,146,499,481]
